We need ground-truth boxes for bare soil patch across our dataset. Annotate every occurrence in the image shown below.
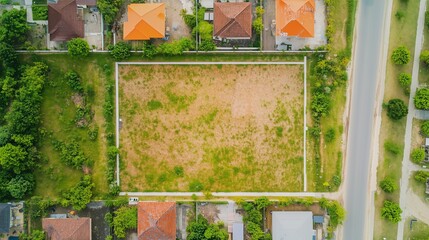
[119,64,304,192]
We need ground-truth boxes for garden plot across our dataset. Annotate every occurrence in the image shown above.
[118,64,304,192]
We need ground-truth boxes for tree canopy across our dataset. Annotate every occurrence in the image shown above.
[67,38,90,57]
[411,148,425,164]
[187,214,228,240]
[379,177,397,193]
[381,200,402,223]
[112,206,137,239]
[386,98,408,120]
[109,42,131,60]
[0,9,29,46]
[414,88,429,109]
[391,46,411,65]
[62,175,94,211]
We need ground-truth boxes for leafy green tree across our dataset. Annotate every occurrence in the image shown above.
[411,148,425,164]
[187,215,228,240]
[379,177,397,193]
[0,43,18,68]
[109,42,131,60]
[64,71,83,92]
[0,143,29,174]
[158,38,193,56]
[67,38,90,57]
[199,40,216,51]
[414,170,429,183]
[391,46,411,65]
[398,72,411,88]
[255,196,271,210]
[97,0,123,25]
[196,21,213,41]
[19,230,45,240]
[422,120,429,136]
[414,88,429,109]
[62,175,94,211]
[112,206,137,239]
[252,18,264,34]
[421,50,429,65]
[386,98,408,120]
[204,222,228,240]
[0,9,29,46]
[7,175,35,199]
[381,200,402,223]
[142,42,158,59]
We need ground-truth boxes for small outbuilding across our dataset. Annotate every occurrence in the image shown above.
[123,3,166,40]
[0,203,11,234]
[272,211,314,240]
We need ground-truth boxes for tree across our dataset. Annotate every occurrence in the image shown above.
[421,50,429,65]
[422,120,429,136]
[0,43,18,68]
[199,40,216,51]
[204,222,228,240]
[398,72,411,88]
[187,215,228,240]
[109,42,131,60]
[414,88,429,109]
[411,148,425,164]
[142,42,157,59]
[196,21,213,41]
[386,99,408,120]
[67,38,90,57]
[252,18,264,34]
[7,175,35,199]
[62,175,94,211]
[391,46,411,65]
[414,170,429,183]
[19,230,45,240]
[64,71,83,92]
[0,9,30,46]
[379,177,397,193]
[0,143,29,174]
[112,206,137,239]
[381,200,402,223]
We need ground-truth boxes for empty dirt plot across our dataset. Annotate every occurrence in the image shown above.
[118,64,304,192]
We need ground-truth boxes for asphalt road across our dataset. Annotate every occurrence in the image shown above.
[343,0,387,239]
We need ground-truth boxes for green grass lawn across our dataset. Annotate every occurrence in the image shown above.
[404,217,429,239]
[31,54,113,198]
[374,0,420,238]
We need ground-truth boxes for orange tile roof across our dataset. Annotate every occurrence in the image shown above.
[42,218,91,240]
[123,3,165,40]
[276,0,315,38]
[138,202,176,240]
[213,2,252,39]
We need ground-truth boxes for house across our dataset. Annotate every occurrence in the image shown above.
[276,0,315,38]
[213,2,252,39]
[48,0,84,41]
[42,217,92,240]
[123,3,165,40]
[138,202,176,240]
[0,203,11,234]
[272,211,314,240]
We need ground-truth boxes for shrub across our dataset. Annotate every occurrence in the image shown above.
[422,120,429,136]
[64,71,83,92]
[379,177,397,193]
[395,11,405,20]
[67,38,90,57]
[62,175,94,211]
[189,180,204,191]
[384,141,401,155]
[174,166,184,177]
[386,98,408,120]
[32,6,48,20]
[142,42,157,59]
[158,38,193,56]
[398,73,411,88]
[324,128,336,143]
[109,42,131,60]
[414,170,429,183]
[112,206,137,239]
[421,50,429,65]
[199,40,216,51]
[426,11,429,29]
[381,200,402,223]
[391,46,411,65]
[414,88,429,109]
[252,17,263,33]
[411,148,425,164]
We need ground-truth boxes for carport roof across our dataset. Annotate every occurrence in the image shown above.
[138,202,176,240]
[272,211,313,240]
[0,204,11,234]
[123,3,165,40]
[213,2,252,39]
[48,0,84,41]
[276,0,315,38]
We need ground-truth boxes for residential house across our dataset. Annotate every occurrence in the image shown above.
[42,217,92,240]
[48,0,84,41]
[138,202,176,240]
[213,2,252,39]
[123,3,165,40]
[276,0,315,38]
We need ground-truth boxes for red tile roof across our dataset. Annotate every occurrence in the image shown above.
[276,0,315,38]
[138,202,176,240]
[42,218,91,240]
[48,0,84,41]
[213,2,252,39]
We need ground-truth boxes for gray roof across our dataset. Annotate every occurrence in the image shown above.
[232,222,243,240]
[313,215,324,224]
[272,211,314,240]
[0,203,11,233]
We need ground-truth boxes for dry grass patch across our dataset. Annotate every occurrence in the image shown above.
[119,64,304,192]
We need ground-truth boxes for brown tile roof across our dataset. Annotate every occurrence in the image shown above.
[138,202,176,240]
[213,2,252,39]
[42,217,91,240]
[48,0,84,41]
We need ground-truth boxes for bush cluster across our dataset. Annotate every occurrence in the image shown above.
[414,88,429,109]
[391,46,411,65]
[386,98,408,120]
